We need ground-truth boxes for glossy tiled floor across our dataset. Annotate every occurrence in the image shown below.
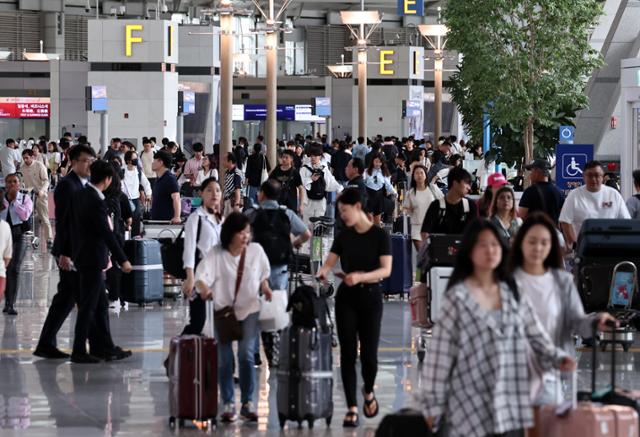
[2,243,640,436]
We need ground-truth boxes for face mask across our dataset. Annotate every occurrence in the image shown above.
[131,159,139,166]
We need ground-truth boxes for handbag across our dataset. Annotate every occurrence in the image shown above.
[260,155,269,184]
[259,289,289,332]
[160,218,201,279]
[214,248,246,344]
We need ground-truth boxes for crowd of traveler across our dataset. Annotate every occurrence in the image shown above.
[2,130,640,434]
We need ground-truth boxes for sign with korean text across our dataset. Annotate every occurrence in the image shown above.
[0,97,50,119]
[555,143,594,195]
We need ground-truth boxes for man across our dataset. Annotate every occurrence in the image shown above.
[365,142,381,168]
[559,160,630,249]
[0,138,21,177]
[140,138,156,189]
[299,145,343,226]
[103,138,122,162]
[150,150,181,224]
[626,169,640,219]
[382,136,399,173]
[269,149,304,214]
[183,142,205,185]
[256,135,267,155]
[0,173,33,315]
[246,179,311,367]
[421,167,477,240]
[330,141,351,187]
[21,149,53,247]
[122,150,152,236]
[245,143,271,207]
[222,152,244,216]
[438,141,453,162]
[392,152,409,188]
[351,136,369,162]
[519,159,564,223]
[71,160,133,363]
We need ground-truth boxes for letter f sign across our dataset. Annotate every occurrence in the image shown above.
[125,24,143,57]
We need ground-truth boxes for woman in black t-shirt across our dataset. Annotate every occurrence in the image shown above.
[316,188,392,428]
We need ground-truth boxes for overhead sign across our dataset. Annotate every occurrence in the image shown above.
[397,0,424,16]
[178,91,195,114]
[556,143,594,195]
[379,50,395,75]
[313,97,331,117]
[559,125,575,144]
[125,24,143,57]
[86,85,107,112]
[0,97,50,119]
[402,100,422,118]
[232,104,323,122]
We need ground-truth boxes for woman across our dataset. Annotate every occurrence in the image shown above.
[32,141,48,168]
[316,188,392,427]
[195,212,272,423]
[181,177,223,335]
[416,219,575,437]
[509,212,614,408]
[0,195,13,303]
[195,154,219,187]
[449,153,463,168]
[363,153,396,225]
[404,165,440,250]
[489,185,522,244]
[47,141,61,187]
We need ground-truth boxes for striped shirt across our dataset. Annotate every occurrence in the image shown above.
[223,167,243,200]
[413,281,566,437]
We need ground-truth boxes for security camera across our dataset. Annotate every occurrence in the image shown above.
[85,0,91,13]
[161,4,169,13]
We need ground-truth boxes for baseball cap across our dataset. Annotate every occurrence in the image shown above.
[487,172,508,188]
[524,158,551,172]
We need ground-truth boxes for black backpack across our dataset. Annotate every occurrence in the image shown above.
[287,285,330,331]
[252,208,292,265]
[303,165,327,200]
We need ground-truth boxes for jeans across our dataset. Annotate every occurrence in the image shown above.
[247,186,260,208]
[269,264,288,290]
[4,230,26,309]
[217,311,260,405]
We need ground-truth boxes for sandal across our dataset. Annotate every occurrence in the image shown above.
[362,388,379,418]
[342,411,360,427]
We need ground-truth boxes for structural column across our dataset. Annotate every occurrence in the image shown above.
[357,49,367,140]
[434,59,443,142]
[219,13,234,175]
[266,31,278,167]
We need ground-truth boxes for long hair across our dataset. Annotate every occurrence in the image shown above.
[489,185,518,222]
[446,218,514,291]
[508,211,563,273]
[366,152,390,177]
[409,164,429,193]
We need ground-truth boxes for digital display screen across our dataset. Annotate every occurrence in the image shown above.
[232,104,323,122]
[182,91,195,114]
[611,271,635,307]
[87,86,108,112]
[0,97,50,119]
[404,100,422,117]
[314,97,331,117]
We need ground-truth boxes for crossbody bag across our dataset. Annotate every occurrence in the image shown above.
[214,249,246,344]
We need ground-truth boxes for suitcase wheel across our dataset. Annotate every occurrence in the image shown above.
[325,415,332,426]
[278,413,286,429]
[417,350,425,363]
[169,417,175,427]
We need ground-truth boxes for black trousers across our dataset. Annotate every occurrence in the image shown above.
[4,229,26,309]
[72,268,114,356]
[130,198,143,237]
[181,293,206,335]
[335,282,383,408]
[105,262,123,302]
[37,269,79,349]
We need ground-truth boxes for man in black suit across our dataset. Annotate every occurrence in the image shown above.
[71,160,132,364]
[34,145,95,359]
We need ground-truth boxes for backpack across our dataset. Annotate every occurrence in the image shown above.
[252,207,292,265]
[303,165,327,200]
[160,216,202,279]
[437,197,470,227]
[287,284,331,331]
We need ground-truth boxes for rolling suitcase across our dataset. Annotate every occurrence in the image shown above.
[428,267,453,323]
[277,325,333,429]
[168,300,217,429]
[381,234,412,297]
[428,234,463,266]
[121,239,164,305]
[409,283,430,328]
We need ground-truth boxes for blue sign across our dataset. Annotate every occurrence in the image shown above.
[555,143,593,195]
[182,91,195,114]
[314,97,331,117]
[397,0,424,16]
[243,104,296,121]
[559,125,575,144]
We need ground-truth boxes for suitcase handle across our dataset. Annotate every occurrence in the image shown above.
[590,319,618,396]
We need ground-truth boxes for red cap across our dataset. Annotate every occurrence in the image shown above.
[487,172,508,188]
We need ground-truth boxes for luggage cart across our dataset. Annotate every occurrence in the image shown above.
[600,261,640,352]
[308,216,335,297]
[142,220,184,301]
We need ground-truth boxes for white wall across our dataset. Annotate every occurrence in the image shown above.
[50,60,88,139]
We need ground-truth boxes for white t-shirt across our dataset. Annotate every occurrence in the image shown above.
[514,268,560,341]
[195,243,270,321]
[559,185,630,236]
[0,147,21,176]
[0,220,13,277]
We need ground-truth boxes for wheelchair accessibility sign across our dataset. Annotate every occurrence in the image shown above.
[555,143,593,194]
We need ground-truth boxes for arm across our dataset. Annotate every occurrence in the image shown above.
[38,163,50,194]
[171,192,181,224]
[518,206,529,220]
[300,167,312,191]
[182,215,199,295]
[14,193,33,222]
[560,271,603,338]
[195,249,216,299]
[383,176,396,195]
[297,185,305,212]
[521,295,570,371]
[323,167,343,193]
[3,228,12,267]
[560,222,576,249]
[92,197,128,264]
[348,255,392,285]
[141,173,152,197]
[316,252,339,281]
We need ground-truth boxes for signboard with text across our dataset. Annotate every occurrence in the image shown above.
[397,0,424,16]
[0,97,50,119]
[556,143,594,195]
[232,104,323,122]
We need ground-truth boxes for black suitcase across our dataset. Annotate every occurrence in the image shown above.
[428,234,463,266]
[376,408,435,436]
[121,239,164,305]
[577,219,640,259]
[381,233,412,296]
[393,214,410,236]
[277,326,333,429]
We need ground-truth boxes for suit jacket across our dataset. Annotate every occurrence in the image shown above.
[72,185,127,270]
[51,171,84,257]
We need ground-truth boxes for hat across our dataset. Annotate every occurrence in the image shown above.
[524,158,551,172]
[487,172,508,188]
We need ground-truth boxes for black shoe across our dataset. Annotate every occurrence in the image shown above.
[6,307,17,316]
[254,353,262,367]
[70,354,101,364]
[2,307,7,313]
[105,347,132,362]
[33,347,70,359]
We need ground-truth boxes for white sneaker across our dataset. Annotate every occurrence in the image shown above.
[109,300,117,309]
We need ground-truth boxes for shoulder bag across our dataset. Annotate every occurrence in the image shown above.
[214,249,246,344]
[260,155,269,184]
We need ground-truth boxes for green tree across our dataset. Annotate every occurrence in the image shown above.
[444,0,603,166]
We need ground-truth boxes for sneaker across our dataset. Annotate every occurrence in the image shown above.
[109,299,118,309]
[6,307,17,316]
[254,353,262,367]
[240,402,258,422]
[220,403,237,423]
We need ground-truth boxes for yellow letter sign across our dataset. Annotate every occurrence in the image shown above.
[404,0,417,14]
[380,50,395,75]
[125,24,143,57]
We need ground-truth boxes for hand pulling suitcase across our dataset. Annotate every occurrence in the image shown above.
[381,233,412,297]
[168,300,217,429]
[121,239,164,305]
[277,325,333,429]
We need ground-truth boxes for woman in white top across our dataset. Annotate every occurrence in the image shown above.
[364,153,396,225]
[403,164,441,250]
[195,154,219,187]
[509,212,614,409]
[489,185,523,245]
[0,200,13,301]
[181,177,223,335]
[195,212,272,423]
